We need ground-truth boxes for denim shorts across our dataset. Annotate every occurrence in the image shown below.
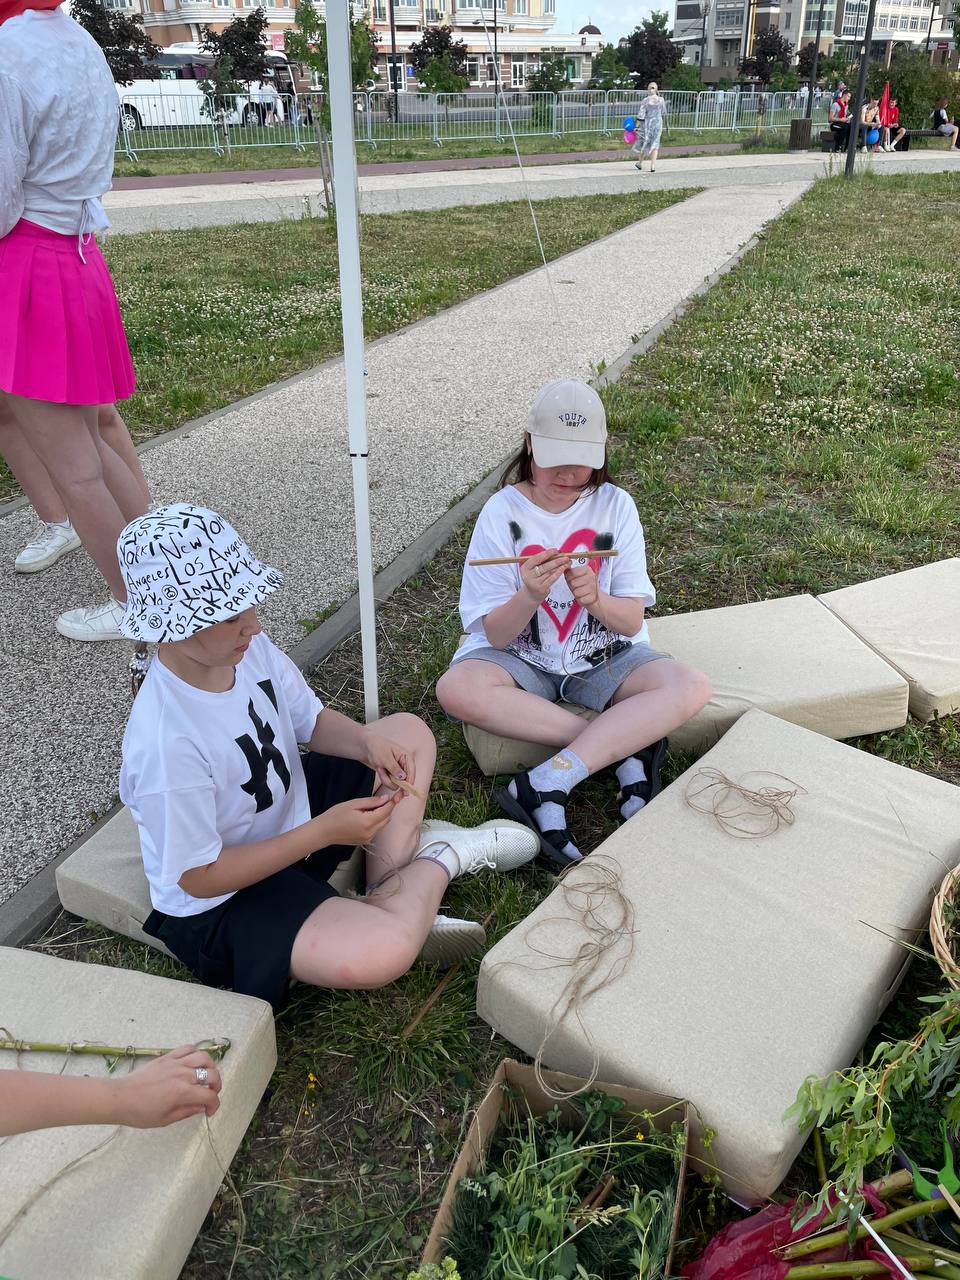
[449,641,666,714]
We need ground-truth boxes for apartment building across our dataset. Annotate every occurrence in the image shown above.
[127,0,601,81]
[672,0,955,76]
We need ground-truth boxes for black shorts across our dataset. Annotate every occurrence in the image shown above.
[143,752,376,1011]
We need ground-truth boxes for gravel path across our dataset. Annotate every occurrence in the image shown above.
[0,176,813,908]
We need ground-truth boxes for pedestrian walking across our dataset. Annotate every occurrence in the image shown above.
[0,0,148,641]
[633,82,667,174]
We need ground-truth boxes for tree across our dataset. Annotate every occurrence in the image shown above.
[665,61,703,91]
[71,0,160,85]
[284,0,379,92]
[819,46,852,84]
[526,51,569,94]
[623,12,682,86]
[741,27,794,84]
[796,41,818,82]
[588,43,632,89]
[867,47,956,128]
[202,8,271,84]
[409,26,469,92]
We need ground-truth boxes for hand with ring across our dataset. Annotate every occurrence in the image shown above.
[520,548,571,603]
[110,1045,223,1129]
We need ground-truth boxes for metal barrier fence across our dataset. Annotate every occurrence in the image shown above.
[115,87,831,159]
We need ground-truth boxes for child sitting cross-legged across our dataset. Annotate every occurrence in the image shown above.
[436,379,713,867]
[118,504,539,1011]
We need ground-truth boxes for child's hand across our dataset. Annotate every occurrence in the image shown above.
[520,549,571,602]
[362,730,415,792]
[112,1046,222,1129]
[565,564,599,608]
[317,794,398,847]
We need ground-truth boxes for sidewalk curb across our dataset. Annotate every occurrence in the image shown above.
[0,182,808,949]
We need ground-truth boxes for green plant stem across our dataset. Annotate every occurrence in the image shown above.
[786,1257,933,1278]
[782,1200,949,1260]
[0,1036,229,1060]
[885,1227,960,1265]
[814,1128,828,1186]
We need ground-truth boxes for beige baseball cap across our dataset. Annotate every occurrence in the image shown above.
[527,378,608,470]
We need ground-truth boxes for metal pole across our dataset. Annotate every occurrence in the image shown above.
[844,0,879,177]
[388,0,400,128]
[805,0,826,119]
[326,0,380,721]
[925,0,937,52]
[493,0,498,79]
[701,2,708,72]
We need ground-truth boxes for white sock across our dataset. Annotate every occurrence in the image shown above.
[510,750,588,861]
[414,840,457,882]
[615,756,647,821]
[46,519,71,530]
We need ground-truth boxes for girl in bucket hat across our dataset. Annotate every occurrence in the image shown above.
[436,379,712,868]
[0,0,146,641]
[118,504,539,1010]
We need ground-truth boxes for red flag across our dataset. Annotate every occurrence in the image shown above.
[879,80,891,126]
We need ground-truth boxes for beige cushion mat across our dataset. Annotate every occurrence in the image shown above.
[0,945,276,1280]
[819,559,960,721]
[476,708,960,1203]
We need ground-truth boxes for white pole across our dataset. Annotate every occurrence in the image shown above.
[326,0,380,722]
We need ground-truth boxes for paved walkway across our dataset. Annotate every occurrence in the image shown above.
[103,149,960,234]
[0,175,814,909]
[113,141,742,189]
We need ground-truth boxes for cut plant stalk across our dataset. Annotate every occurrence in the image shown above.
[0,1036,231,1060]
[782,1200,951,1259]
[786,1257,934,1278]
[885,1227,960,1266]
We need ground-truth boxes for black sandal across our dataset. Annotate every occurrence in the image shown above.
[494,772,581,869]
[615,737,669,811]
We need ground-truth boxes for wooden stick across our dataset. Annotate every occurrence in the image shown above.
[401,910,497,1040]
[392,777,425,801]
[939,1182,960,1226]
[468,550,619,567]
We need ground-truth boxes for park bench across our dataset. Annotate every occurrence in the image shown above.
[818,126,940,152]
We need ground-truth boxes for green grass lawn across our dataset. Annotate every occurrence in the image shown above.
[113,125,781,178]
[0,190,687,505]
[30,170,960,1278]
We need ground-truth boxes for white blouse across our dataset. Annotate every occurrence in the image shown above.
[0,7,118,239]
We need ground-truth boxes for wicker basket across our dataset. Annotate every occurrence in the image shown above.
[930,864,960,989]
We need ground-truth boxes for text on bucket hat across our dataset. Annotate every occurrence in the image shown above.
[117,503,283,643]
[527,378,607,470]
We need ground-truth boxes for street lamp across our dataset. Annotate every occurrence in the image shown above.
[700,0,713,73]
[925,0,939,52]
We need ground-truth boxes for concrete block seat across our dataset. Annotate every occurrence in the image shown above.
[461,594,909,775]
[819,559,960,722]
[57,806,364,957]
[0,945,276,1280]
[476,709,960,1204]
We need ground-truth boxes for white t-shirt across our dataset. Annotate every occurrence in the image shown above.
[0,9,117,238]
[458,483,656,675]
[120,632,324,917]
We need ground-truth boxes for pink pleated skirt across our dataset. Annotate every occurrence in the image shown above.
[0,218,135,406]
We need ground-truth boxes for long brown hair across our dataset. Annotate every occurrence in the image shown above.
[500,434,611,495]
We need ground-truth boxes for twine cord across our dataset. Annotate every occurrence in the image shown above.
[684,767,806,838]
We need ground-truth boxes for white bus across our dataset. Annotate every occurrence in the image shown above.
[117,45,298,130]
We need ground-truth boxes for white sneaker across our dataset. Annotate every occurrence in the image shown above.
[55,597,125,642]
[418,818,539,877]
[419,914,487,966]
[14,522,81,573]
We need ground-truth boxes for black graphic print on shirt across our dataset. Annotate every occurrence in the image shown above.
[235,678,292,812]
[508,521,618,666]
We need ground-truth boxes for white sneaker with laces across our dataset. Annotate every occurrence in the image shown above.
[418,818,538,877]
[14,522,81,573]
[419,914,487,966]
[55,597,125,642]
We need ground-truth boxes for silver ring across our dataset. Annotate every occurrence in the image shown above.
[195,1066,209,1085]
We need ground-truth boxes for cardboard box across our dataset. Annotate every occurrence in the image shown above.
[422,1058,688,1272]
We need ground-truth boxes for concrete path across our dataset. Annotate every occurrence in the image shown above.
[103,149,960,234]
[0,176,813,910]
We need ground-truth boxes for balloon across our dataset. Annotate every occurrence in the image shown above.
[623,116,636,130]
[866,128,879,145]
[624,130,637,144]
